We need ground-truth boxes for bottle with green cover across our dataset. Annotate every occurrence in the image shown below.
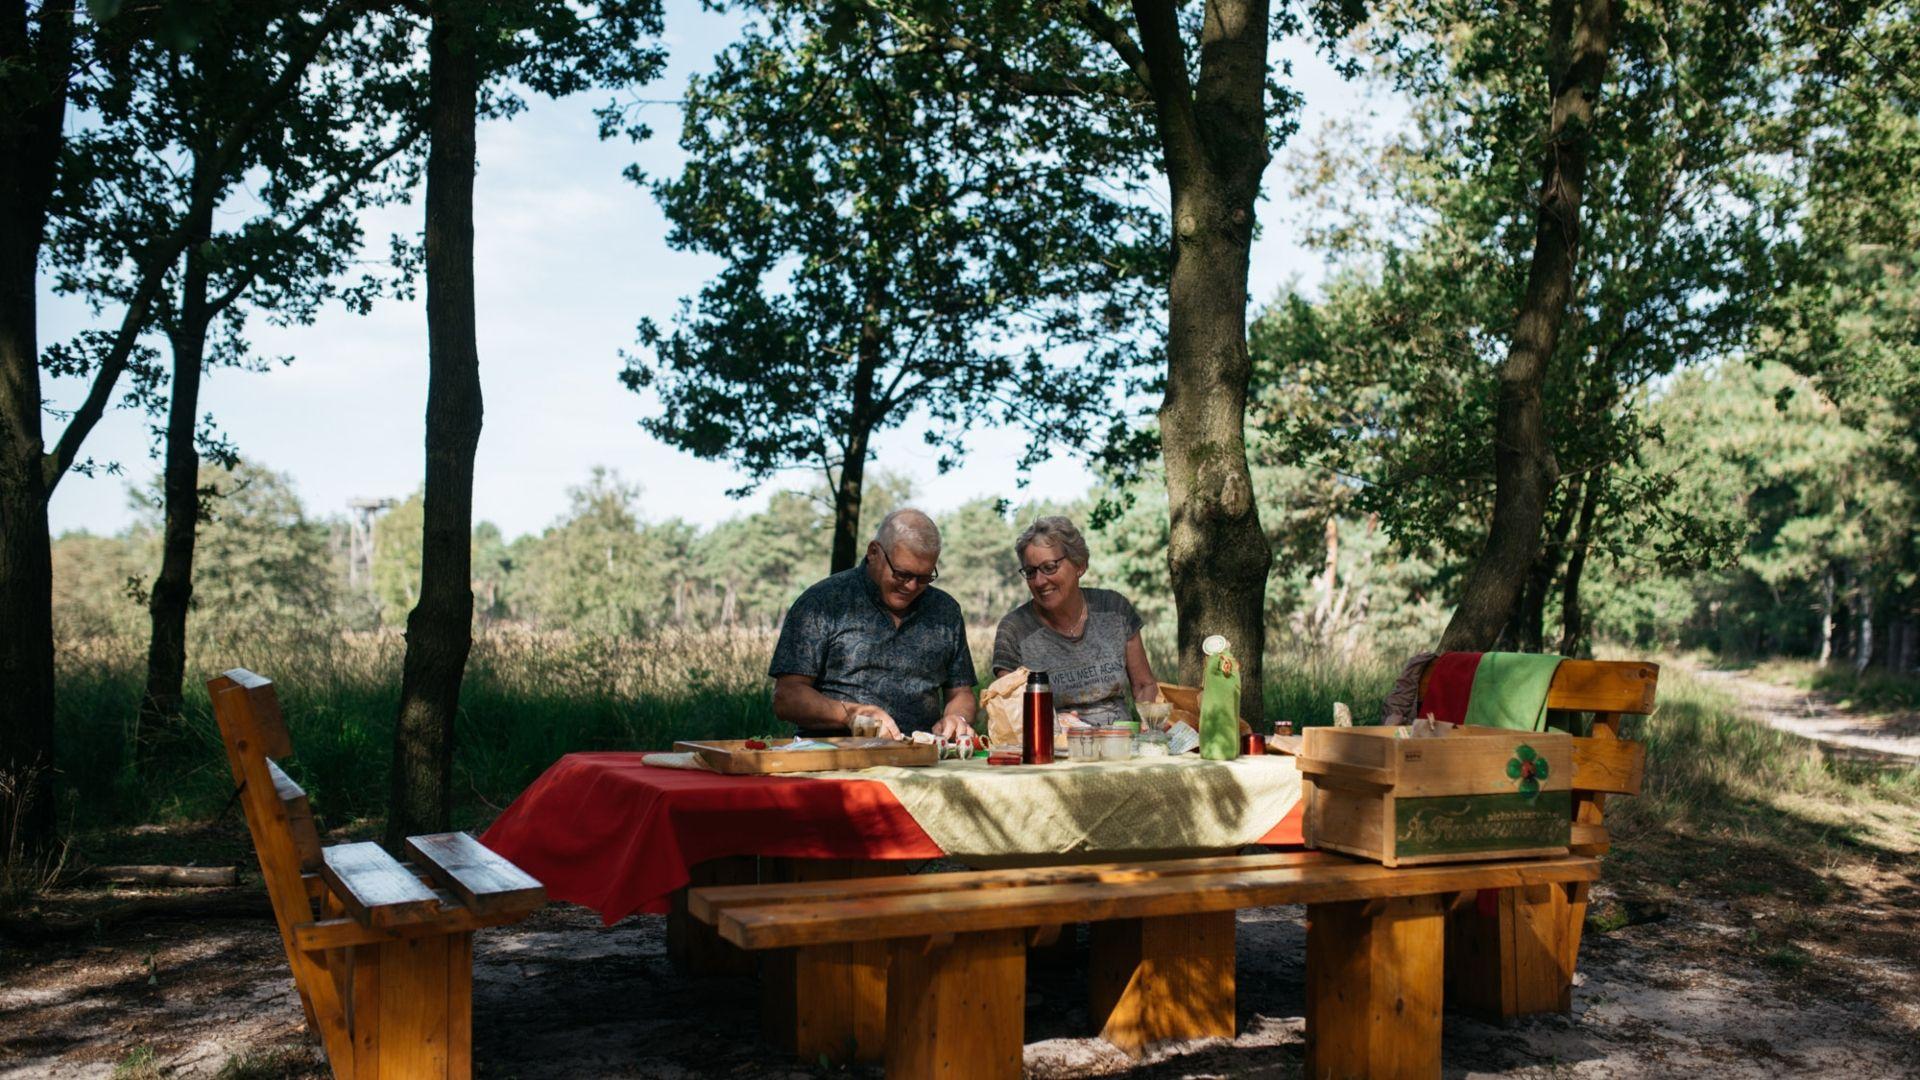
[1200,635,1241,760]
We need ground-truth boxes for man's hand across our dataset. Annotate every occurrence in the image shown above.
[931,713,975,742]
[845,702,904,740]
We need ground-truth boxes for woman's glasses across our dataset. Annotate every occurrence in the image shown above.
[1019,558,1066,580]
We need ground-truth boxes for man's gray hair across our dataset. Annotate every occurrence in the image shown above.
[874,508,942,557]
[1015,515,1090,568]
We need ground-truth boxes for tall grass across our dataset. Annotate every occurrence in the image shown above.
[1611,666,1920,846]
[56,626,784,832]
[61,625,1910,850]
[58,625,1404,833]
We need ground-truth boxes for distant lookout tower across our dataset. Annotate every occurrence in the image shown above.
[347,497,396,590]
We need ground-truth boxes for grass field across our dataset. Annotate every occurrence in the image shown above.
[42,626,1919,860]
[48,625,1397,836]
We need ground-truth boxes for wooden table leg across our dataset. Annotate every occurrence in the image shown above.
[1088,911,1236,1055]
[887,930,1026,1080]
[1443,881,1586,1021]
[667,857,759,977]
[758,858,901,1064]
[1305,893,1444,1080]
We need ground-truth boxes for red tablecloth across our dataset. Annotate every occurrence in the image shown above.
[481,752,1305,924]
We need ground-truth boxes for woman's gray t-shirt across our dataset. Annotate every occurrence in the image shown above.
[991,588,1144,727]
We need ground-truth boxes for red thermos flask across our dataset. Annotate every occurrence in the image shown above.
[1022,671,1056,765]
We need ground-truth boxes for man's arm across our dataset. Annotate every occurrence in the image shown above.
[931,685,979,740]
[772,674,902,739]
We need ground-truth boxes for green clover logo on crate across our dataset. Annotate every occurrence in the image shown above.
[1506,744,1549,799]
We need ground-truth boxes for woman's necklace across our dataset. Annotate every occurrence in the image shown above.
[1040,594,1089,639]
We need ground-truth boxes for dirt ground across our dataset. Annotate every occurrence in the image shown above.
[1692,667,1920,764]
[5,672,1919,1079]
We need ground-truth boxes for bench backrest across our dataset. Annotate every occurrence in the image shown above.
[1418,657,1656,855]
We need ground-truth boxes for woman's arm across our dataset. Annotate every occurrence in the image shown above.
[1124,632,1159,703]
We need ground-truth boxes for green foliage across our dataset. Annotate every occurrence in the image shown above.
[515,469,693,635]
[1586,363,1914,658]
[1262,0,1781,572]
[626,2,1163,527]
[371,491,424,627]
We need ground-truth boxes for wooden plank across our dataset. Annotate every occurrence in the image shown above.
[717,856,1601,951]
[1543,660,1658,714]
[351,943,381,1080]
[1569,821,1610,853]
[447,933,472,1080]
[321,843,442,929]
[1305,893,1444,1080]
[667,857,758,976]
[1570,736,1645,796]
[375,934,451,1079]
[1089,911,1235,1055]
[218,668,295,757]
[674,737,937,774]
[404,833,545,917]
[267,759,324,873]
[758,859,898,1065]
[208,673,356,1070]
[691,850,1344,924]
[886,930,1025,1080]
[292,905,532,952]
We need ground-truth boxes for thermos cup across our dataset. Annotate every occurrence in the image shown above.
[1022,671,1056,765]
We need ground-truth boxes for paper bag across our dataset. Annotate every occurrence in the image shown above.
[979,666,1029,747]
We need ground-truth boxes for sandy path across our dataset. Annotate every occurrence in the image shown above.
[1691,667,1920,763]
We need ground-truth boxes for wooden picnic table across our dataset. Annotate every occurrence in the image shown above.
[480,750,1309,1060]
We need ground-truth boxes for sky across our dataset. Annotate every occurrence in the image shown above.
[40,6,1387,543]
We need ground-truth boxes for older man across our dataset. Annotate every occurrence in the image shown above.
[769,509,978,739]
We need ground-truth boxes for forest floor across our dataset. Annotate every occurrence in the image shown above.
[5,667,1919,1079]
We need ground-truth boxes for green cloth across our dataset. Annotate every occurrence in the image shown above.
[806,755,1302,863]
[1464,652,1564,731]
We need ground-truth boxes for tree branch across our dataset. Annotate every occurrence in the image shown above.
[205,118,427,317]
[1074,1,1155,93]
[1126,0,1204,186]
[41,1,364,494]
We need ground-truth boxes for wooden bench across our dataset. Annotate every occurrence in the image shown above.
[210,669,547,1079]
[691,850,1601,1078]
[1420,657,1654,1021]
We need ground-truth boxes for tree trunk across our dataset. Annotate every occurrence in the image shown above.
[138,192,217,753]
[1556,474,1601,657]
[1133,0,1275,723]
[1440,0,1617,652]
[387,7,480,848]
[1854,583,1874,675]
[0,0,75,853]
[829,279,884,575]
[1819,567,1836,666]
[1510,476,1583,653]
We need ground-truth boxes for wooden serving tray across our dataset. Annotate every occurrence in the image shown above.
[673,737,939,774]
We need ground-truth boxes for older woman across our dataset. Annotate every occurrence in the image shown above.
[991,515,1158,728]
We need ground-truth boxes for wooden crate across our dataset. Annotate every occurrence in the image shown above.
[1300,726,1573,867]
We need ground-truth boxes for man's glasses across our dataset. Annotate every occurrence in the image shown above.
[1019,558,1066,580]
[879,546,938,587]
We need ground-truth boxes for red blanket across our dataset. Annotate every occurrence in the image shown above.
[480,752,1304,923]
[1418,651,1483,725]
